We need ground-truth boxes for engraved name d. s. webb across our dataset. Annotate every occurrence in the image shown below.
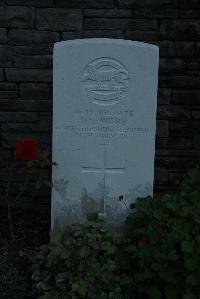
[81,58,129,106]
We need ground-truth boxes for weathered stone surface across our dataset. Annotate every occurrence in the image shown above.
[0,83,18,98]
[20,83,50,99]
[36,8,83,31]
[156,149,200,157]
[152,41,176,57]
[9,29,60,45]
[154,167,168,183]
[14,54,52,69]
[0,28,7,43]
[157,105,191,120]
[134,8,178,19]
[193,135,200,149]
[84,18,158,31]
[178,0,200,8]
[0,8,6,27]
[6,68,53,82]
[83,8,132,17]
[180,150,200,157]
[173,90,200,105]
[156,136,191,149]
[39,113,52,131]
[0,99,52,112]
[187,70,200,76]
[159,76,200,89]
[125,31,160,41]
[0,111,37,122]
[1,123,38,133]
[135,8,200,19]
[6,0,53,6]
[0,68,4,81]
[156,120,169,137]
[143,0,178,7]
[192,110,200,119]
[196,43,200,56]
[0,148,12,166]
[26,183,51,196]
[175,42,195,57]
[0,45,12,67]
[7,6,35,28]
[52,0,114,8]
[157,88,171,105]
[161,156,200,169]
[155,156,185,169]
[187,58,200,71]
[8,196,36,210]
[52,39,159,228]
[62,30,124,40]
[14,45,53,56]
[170,120,200,137]
[119,0,177,8]
[178,9,200,19]
[161,20,200,41]
[159,58,185,75]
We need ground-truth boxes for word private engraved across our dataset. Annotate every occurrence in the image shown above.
[81,58,129,106]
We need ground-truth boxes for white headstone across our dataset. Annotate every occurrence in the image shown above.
[52,38,159,228]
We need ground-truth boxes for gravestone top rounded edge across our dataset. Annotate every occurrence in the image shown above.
[54,38,159,52]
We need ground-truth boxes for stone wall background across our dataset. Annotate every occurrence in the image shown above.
[0,0,199,240]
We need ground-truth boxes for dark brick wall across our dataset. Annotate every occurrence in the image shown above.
[0,0,199,238]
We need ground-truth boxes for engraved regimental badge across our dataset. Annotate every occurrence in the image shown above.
[81,58,129,106]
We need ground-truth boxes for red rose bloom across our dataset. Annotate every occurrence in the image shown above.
[16,138,39,161]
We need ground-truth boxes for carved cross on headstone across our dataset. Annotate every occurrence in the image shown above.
[81,144,124,216]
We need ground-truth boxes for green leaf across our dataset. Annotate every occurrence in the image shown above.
[185,258,196,271]
[165,285,181,299]
[87,212,99,222]
[72,280,88,296]
[182,240,194,253]
[125,244,137,253]
[183,292,197,299]
[50,229,63,245]
[32,270,42,281]
[148,287,162,299]
[36,281,52,291]
[80,247,90,258]
[186,274,199,286]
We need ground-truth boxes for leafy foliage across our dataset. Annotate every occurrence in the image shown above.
[1,169,200,298]
[32,169,200,299]
[0,254,28,299]
[124,168,200,299]
[32,224,126,298]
